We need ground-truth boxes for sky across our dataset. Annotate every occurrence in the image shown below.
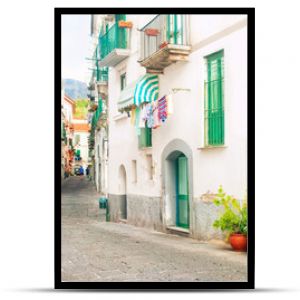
[62,15,91,83]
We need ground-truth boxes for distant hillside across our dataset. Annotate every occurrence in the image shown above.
[63,79,88,100]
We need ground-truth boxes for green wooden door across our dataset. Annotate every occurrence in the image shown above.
[115,14,127,49]
[167,15,183,45]
[176,155,189,228]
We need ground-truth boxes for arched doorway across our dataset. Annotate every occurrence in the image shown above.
[118,165,127,219]
[161,139,193,231]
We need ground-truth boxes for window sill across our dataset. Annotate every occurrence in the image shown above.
[138,146,152,152]
[198,145,227,150]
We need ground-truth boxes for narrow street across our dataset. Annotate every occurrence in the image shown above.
[61,176,247,282]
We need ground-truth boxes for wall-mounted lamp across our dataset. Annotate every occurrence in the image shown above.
[171,88,191,94]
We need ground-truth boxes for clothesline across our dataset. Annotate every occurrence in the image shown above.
[131,94,174,134]
[139,94,173,112]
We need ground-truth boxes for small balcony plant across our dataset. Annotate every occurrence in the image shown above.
[212,185,247,251]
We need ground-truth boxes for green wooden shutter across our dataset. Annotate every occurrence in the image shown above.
[146,126,152,147]
[138,123,152,148]
[177,155,189,228]
[205,50,224,146]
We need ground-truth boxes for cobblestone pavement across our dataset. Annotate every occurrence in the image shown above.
[62,176,247,282]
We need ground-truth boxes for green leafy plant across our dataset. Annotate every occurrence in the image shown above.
[213,185,247,236]
[74,99,89,118]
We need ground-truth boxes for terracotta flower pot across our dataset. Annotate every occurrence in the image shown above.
[145,28,159,36]
[229,233,247,252]
[159,41,168,49]
[118,21,133,28]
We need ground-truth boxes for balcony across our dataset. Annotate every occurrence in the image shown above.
[98,22,131,67]
[96,67,108,98]
[138,15,191,74]
[96,67,108,82]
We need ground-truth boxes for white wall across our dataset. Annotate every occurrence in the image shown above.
[190,14,247,46]
[157,25,247,199]
[95,128,108,195]
[62,99,73,124]
[74,131,89,166]
[108,14,247,200]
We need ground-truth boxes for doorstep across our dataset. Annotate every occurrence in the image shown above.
[166,226,190,237]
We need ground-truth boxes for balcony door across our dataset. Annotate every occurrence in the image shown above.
[167,14,183,45]
[115,14,127,49]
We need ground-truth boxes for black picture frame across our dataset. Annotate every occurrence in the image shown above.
[55,7,255,290]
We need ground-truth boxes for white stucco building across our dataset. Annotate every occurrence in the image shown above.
[87,15,109,194]
[61,93,75,178]
[91,14,247,240]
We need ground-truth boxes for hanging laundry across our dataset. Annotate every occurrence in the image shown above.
[130,107,136,125]
[153,101,161,129]
[166,94,174,115]
[145,103,152,120]
[158,95,168,122]
[139,104,146,128]
[147,103,154,128]
[135,107,141,135]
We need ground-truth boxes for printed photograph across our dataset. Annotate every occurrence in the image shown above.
[57,9,254,287]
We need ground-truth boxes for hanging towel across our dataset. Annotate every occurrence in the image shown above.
[141,104,148,122]
[147,103,154,128]
[130,107,136,125]
[153,101,161,129]
[135,107,141,135]
[166,94,174,115]
[139,105,146,128]
[145,103,152,121]
[158,95,167,122]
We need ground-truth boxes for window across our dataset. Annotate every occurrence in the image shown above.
[120,73,126,91]
[146,155,153,180]
[138,124,152,148]
[132,160,137,183]
[204,50,224,146]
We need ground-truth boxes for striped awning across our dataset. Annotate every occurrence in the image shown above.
[134,74,159,106]
[117,80,138,112]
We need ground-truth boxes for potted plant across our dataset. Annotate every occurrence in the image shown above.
[145,28,159,36]
[212,186,247,251]
[159,41,168,49]
[118,21,133,28]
